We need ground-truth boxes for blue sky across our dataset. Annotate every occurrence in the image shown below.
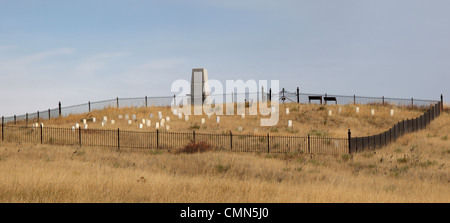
[1,0,449,117]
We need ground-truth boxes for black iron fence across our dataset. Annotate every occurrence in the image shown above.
[0,124,349,155]
[349,102,443,153]
[1,89,443,125]
[0,102,443,155]
[0,90,444,155]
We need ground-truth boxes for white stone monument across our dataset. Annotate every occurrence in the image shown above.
[190,68,210,107]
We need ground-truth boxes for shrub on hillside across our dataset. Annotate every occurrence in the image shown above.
[175,140,213,154]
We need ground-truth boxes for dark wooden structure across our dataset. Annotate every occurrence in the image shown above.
[324,96,337,105]
[308,96,323,104]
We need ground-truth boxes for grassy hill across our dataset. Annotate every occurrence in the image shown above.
[17,102,428,138]
[0,104,447,202]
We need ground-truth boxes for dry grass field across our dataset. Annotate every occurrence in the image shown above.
[0,104,448,203]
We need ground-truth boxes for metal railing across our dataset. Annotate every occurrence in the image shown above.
[0,125,348,155]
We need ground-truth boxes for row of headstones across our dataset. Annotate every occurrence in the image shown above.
[282,107,396,129]
[326,107,395,116]
[283,107,395,116]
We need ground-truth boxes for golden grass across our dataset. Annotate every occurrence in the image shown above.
[15,102,427,138]
[0,110,448,203]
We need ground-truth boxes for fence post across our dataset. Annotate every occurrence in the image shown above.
[353,95,356,105]
[48,109,50,119]
[348,129,351,154]
[411,97,414,107]
[88,101,91,112]
[117,128,120,150]
[267,133,270,153]
[1,116,4,142]
[58,101,61,117]
[14,115,16,125]
[308,134,311,154]
[297,87,300,103]
[269,88,272,101]
[156,129,159,149]
[37,111,40,122]
[26,113,28,126]
[40,124,43,144]
[382,96,385,105]
[117,97,119,109]
[145,96,148,107]
[230,131,233,151]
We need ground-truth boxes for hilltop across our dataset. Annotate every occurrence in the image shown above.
[15,102,428,138]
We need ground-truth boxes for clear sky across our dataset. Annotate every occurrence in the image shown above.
[1,0,449,117]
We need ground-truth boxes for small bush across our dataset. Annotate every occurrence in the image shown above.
[189,123,200,130]
[341,154,352,162]
[215,164,231,173]
[397,157,408,164]
[176,140,213,154]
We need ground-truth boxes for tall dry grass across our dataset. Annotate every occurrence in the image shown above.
[0,110,448,203]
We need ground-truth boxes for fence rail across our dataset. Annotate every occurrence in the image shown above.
[0,124,349,155]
